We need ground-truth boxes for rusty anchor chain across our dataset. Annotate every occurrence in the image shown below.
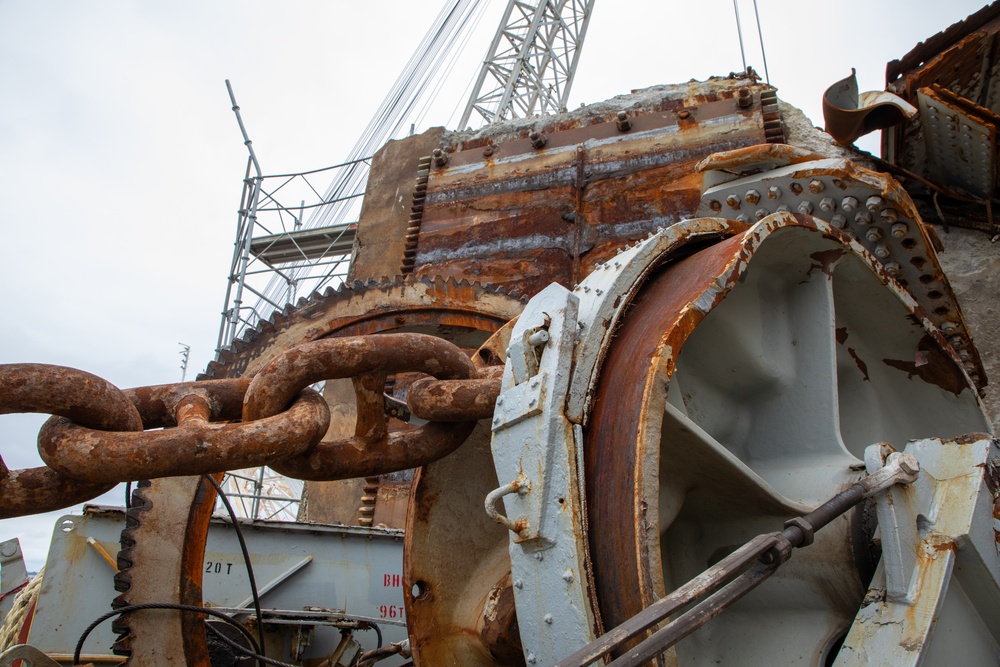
[0,333,501,520]
[0,364,144,519]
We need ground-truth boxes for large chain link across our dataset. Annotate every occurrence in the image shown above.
[0,333,501,520]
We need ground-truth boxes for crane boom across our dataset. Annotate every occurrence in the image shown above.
[459,0,596,128]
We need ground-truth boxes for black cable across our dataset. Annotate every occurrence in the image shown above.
[368,620,383,649]
[203,473,267,658]
[205,622,302,667]
[73,602,261,666]
[124,480,132,510]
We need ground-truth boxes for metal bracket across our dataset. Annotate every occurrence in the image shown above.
[864,443,921,602]
[490,282,597,664]
[0,538,28,620]
[836,435,1000,665]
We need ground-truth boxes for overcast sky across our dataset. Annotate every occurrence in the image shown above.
[1,0,990,570]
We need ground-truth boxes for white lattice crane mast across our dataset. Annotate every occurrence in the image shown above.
[459,0,596,128]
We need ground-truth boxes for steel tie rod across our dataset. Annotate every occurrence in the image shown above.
[554,451,919,667]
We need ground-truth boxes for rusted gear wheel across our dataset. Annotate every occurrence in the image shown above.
[574,213,990,664]
[112,276,525,666]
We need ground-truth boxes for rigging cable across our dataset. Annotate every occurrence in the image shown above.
[732,0,748,74]
[752,0,771,84]
[733,0,747,72]
[251,0,487,315]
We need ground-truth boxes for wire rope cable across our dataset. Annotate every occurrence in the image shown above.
[732,0,747,74]
[751,0,770,83]
[250,0,487,317]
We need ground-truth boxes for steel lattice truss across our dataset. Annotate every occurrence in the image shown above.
[459,0,596,128]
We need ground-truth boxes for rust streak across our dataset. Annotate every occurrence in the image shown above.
[882,334,970,396]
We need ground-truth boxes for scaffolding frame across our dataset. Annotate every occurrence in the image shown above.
[215,82,370,354]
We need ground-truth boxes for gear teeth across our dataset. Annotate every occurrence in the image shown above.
[204,276,526,379]
[111,480,153,659]
[401,155,432,275]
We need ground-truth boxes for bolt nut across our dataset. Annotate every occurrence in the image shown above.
[891,222,908,238]
[755,208,769,221]
[841,196,859,211]
[896,453,920,476]
[866,227,883,243]
[745,189,761,204]
[831,214,847,228]
[736,214,750,224]
[808,179,825,194]
[866,195,883,212]
[941,321,958,333]
[789,182,803,195]
[529,130,547,149]
[432,148,448,167]
[737,87,753,108]
[819,197,836,212]
[767,186,782,199]
[678,109,691,120]
[616,110,632,131]
[726,194,741,209]
[884,262,900,275]
[855,210,873,225]
[708,199,722,212]
[544,614,553,624]
[483,146,495,157]
[881,207,899,224]
[798,200,814,215]
[874,243,890,259]
[562,570,574,583]
[775,203,790,212]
